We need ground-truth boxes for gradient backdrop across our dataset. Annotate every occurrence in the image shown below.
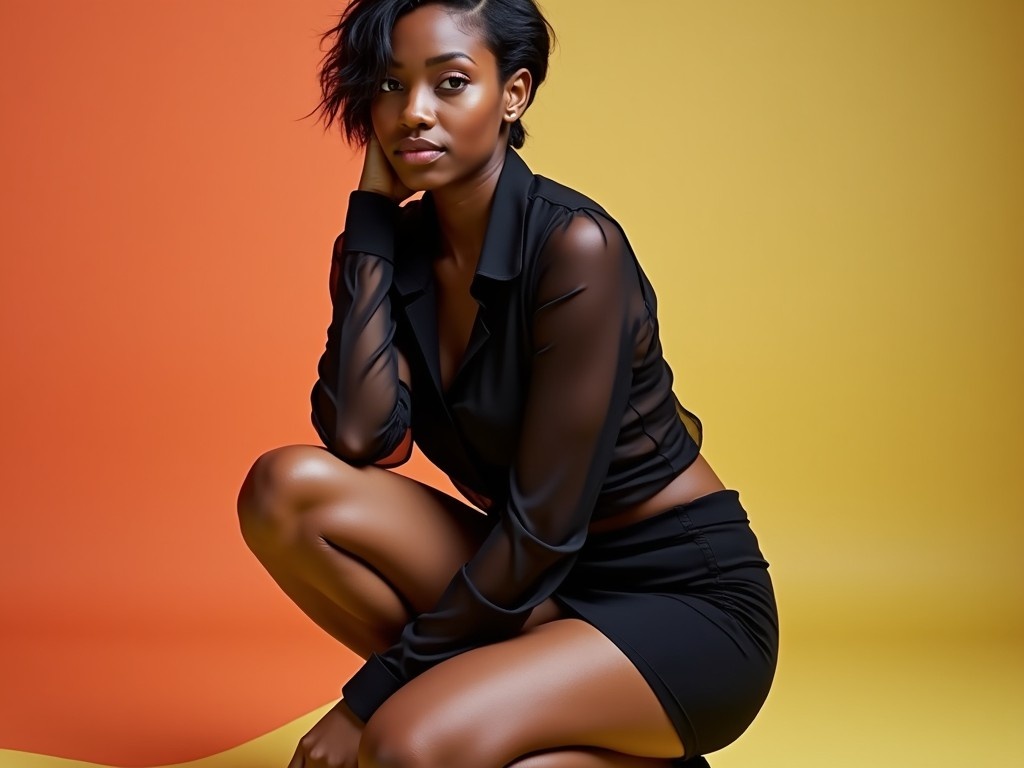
[0,1,1021,766]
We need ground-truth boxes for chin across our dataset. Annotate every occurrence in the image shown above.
[402,172,446,194]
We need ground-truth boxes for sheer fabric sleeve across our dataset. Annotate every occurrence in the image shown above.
[310,190,412,467]
[342,208,637,721]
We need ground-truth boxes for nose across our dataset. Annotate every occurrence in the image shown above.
[399,82,435,129]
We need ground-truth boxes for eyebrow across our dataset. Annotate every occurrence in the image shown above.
[389,51,477,68]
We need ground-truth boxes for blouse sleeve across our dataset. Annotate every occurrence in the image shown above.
[310,190,412,467]
[342,207,638,722]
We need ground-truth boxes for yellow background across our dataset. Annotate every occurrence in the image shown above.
[528,1,1024,761]
[0,0,1021,766]
[532,0,1024,641]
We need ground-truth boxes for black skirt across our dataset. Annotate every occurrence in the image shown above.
[553,488,779,765]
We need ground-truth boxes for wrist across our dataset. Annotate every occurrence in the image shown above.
[357,184,398,201]
[334,698,362,726]
[342,652,404,723]
[343,190,399,261]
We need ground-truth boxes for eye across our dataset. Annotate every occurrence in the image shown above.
[439,74,469,91]
[380,77,400,93]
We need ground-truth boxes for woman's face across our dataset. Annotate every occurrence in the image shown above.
[370,3,523,191]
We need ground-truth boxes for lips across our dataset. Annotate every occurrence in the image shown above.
[396,137,444,152]
[398,149,446,165]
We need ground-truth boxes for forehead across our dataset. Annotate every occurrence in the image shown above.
[390,4,493,67]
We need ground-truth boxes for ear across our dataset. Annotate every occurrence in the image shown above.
[503,67,533,121]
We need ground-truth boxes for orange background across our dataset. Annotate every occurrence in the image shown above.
[1,1,1022,767]
[0,1,417,762]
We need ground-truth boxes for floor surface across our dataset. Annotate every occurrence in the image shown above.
[1,626,1020,768]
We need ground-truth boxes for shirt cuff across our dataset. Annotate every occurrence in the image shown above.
[341,652,405,723]
[342,190,399,263]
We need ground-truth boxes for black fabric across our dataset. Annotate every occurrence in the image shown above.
[554,488,778,762]
[310,145,718,727]
[309,204,409,466]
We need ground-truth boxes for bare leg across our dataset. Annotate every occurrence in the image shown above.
[358,619,687,768]
[236,444,565,658]
[507,748,675,767]
[241,556,394,659]
[237,446,683,766]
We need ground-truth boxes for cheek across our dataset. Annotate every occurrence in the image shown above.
[451,95,500,141]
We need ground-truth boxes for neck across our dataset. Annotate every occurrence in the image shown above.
[429,149,505,273]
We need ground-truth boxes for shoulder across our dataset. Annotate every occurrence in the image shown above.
[526,176,631,274]
[531,174,610,218]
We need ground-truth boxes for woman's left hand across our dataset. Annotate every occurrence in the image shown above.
[287,699,363,768]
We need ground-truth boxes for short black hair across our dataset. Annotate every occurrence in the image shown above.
[307,0,557,149]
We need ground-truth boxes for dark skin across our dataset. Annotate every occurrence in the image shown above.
[236,4,726,767]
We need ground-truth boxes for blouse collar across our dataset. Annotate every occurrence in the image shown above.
[393,143,535,298]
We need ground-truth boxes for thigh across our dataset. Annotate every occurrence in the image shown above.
[358,618,686,768]
[508,749,679,768]
[239,444,494,614]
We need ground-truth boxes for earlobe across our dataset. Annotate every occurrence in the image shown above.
[504,67,532,122]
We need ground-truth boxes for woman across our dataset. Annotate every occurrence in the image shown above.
[236,1,778,766]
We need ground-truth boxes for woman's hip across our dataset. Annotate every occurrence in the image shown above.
[561,488,779,649]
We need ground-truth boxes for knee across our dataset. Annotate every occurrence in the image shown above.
[359,706,485,768]
[236,444,349,551]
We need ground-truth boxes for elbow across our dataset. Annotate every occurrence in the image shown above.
[310,408,409,467]
[333,427,391,465]
[318,420,385,466]
[308,382,377,464]
[309,380,411,466]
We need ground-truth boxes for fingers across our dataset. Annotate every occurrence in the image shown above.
[287,700,362,768]
[359,132,407,203]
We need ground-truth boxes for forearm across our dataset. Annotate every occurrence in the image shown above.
[311,191,409,463]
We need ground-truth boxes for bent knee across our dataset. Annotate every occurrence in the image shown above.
[359,668,527,768]
[360,708,485,768]
[236,444,357,548]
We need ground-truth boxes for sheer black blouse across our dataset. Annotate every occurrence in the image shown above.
[310,144,703,723]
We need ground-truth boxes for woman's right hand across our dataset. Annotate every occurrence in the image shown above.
[287,699,362,768]
[359,133,415,204]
